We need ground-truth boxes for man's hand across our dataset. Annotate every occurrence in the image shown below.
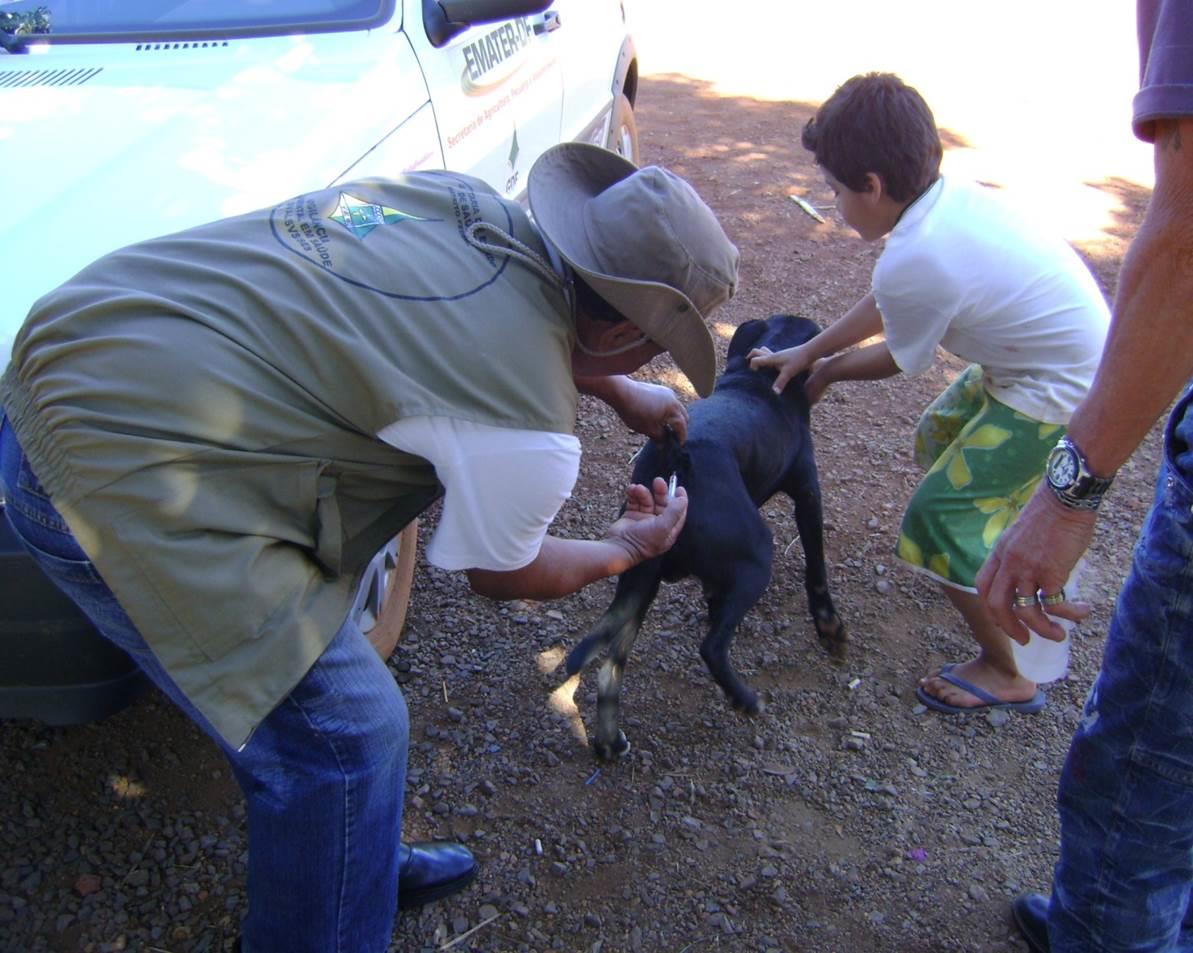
[748,344,813,395]
[576,376,689,442]
[614,380,689,443]
[603,477,688,564]
[976,482,1095,644]
[467,478,687,601]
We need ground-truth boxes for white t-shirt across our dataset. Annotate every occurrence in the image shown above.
[873,177,1111,424]
[377,416,580,572]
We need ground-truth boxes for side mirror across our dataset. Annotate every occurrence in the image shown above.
[423,0,553,47]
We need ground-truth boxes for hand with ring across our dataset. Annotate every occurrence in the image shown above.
[1013,587,1067,610]
[1040,588,1067,607]
[976,481,1095,644]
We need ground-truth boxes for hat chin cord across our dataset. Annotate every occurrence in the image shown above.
[463,220,650,359]
[573,333,650,358]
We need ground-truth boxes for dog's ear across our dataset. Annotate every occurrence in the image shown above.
[726,318,772,361]
[759,313,821,351]
[791,315,821,348]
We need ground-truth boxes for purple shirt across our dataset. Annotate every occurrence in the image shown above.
[1135,0,1193,141]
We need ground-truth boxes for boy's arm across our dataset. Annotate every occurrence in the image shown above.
[749,293,884,393]
[814,292,885,356]
[808,340,900,401]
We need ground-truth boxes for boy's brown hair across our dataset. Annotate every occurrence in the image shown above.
[801,72,942,203]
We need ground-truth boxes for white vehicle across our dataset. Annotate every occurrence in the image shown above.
[0,0,640,723]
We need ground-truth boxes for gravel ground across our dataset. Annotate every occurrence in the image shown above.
[0,8,1157,953]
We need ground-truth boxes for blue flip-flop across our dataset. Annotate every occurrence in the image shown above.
[916,663,1046,714]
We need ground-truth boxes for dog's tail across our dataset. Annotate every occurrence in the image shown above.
[564,428,679,675]
[632,425,689,498]
[564,559,663,676]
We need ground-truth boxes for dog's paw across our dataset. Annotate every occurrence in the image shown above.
[592,730,631,763]
[731,691,764,716]
[816,617,848,663]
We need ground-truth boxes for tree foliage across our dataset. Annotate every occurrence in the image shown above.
[1,7,51,37]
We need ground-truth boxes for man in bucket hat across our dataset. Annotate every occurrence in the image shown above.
[0,142,737,952]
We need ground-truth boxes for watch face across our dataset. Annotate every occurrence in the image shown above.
[1047,446,1079,488]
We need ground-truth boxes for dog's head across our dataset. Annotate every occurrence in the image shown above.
[727,313,820,360]
[723,313,821,381]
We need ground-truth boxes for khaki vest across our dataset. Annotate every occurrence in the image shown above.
[2,172,577,747]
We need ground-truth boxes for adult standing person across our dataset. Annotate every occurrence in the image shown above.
[977,2,1193,950]
[0,143,739,952]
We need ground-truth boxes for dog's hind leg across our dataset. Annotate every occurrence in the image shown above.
[699,551,772,715]
[591,602,654,761]
[786,468,848,661]
[565,562,662,761]
[564,561,661,677]
[594,655,632,761]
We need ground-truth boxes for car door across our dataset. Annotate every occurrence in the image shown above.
[551,0,628,147]
[404,0,565,200]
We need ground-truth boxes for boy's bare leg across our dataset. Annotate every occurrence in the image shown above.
[918,585,1039,707]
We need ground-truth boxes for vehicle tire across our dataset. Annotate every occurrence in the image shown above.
[362,520,418,662]
[605,92,640,165]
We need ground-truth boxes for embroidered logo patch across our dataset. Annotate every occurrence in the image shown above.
[270,177,513,301]
[328,192,436,239]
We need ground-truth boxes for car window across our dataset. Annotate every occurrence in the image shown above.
[0,0,394,43]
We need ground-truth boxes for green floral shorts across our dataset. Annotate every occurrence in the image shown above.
[896,364,1064,590]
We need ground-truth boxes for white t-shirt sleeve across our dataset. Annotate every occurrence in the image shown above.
[377,416,580,572]
[874,249,962,376]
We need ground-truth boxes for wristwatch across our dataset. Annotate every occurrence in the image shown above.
[1045,436,1114,511]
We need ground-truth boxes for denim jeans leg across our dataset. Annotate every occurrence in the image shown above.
[1,419,409,953]
[235,619,409,953]
[1049,395,1193,953]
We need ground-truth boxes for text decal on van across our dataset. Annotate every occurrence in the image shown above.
[461,19,533,94]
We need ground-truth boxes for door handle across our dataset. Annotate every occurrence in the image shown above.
[530,10,561,33]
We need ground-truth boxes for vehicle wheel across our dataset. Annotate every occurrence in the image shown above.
[363,520,418,661]
[605,92,640,165]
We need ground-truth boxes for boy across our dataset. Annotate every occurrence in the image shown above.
[749,73,1109,714]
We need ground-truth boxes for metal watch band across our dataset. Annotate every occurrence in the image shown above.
[1049,481,1109,511]
[1047,436,1114,511]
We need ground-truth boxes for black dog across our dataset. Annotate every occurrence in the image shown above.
[566,314,847,761]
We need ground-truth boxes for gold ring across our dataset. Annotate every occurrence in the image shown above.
[1013,593,1039,608]
[1040,589,1067,607]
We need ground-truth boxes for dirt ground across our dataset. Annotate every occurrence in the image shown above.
[0,22,1161,953]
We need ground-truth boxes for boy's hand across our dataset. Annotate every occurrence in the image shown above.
[748,344,812,394]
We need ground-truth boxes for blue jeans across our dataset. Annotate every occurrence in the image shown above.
[0,419,410,953]
[1049,387,1193,952]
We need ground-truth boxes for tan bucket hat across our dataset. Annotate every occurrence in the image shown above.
[527,142,739,397]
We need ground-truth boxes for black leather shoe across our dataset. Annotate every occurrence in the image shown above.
[1012,892,1051,953]
[398,840,478,910]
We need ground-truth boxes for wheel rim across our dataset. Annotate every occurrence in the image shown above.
[614,123,634,159]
